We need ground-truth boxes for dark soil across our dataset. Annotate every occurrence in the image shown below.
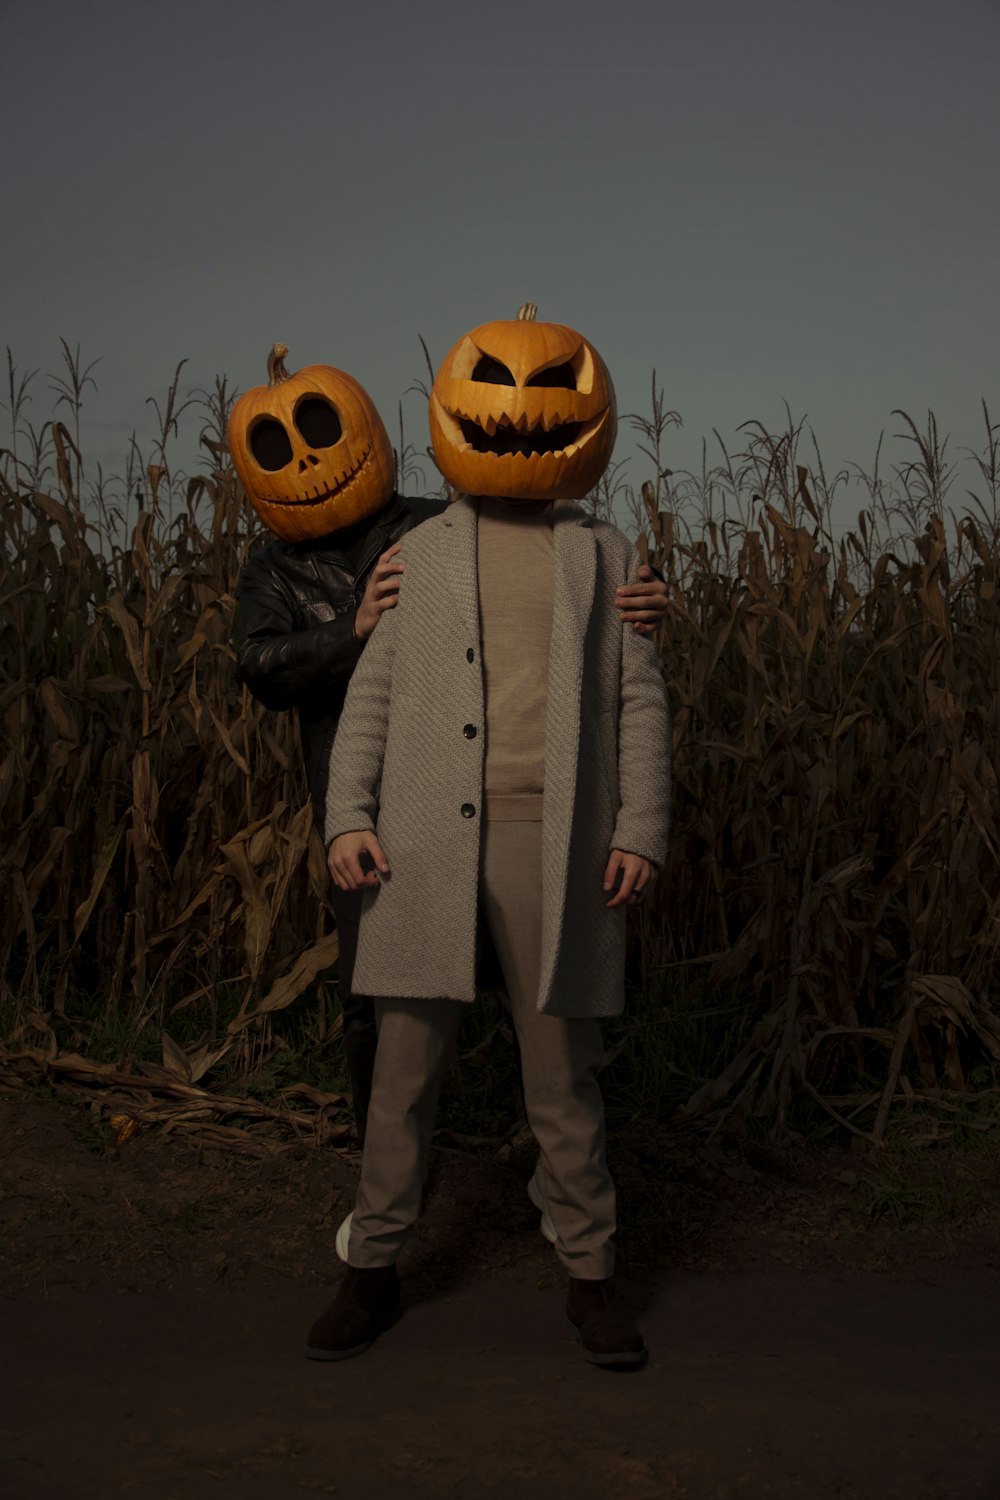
[2,1089,1000,1499]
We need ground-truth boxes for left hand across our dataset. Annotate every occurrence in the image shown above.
[603,850,656,908]
[616,563,667,636]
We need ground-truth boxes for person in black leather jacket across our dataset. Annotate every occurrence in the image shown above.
[235,490,435,1142]
[235,489,668,1145]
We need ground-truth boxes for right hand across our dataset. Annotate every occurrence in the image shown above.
[354,544,405,641]
[327,830,390,891]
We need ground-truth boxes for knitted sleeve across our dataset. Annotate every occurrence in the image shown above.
[610,547,672,866]
[323,601,399,845]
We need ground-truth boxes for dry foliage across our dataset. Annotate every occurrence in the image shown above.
[627,399,1000,1137]
[0,363,335,1076]
[2,352,1000,1140]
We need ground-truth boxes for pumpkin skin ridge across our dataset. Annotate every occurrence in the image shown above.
[469,322,584,383]
[445,327,586,385]
[260,438,375,506]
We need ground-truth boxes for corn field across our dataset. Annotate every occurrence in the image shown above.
[2,347,1000,1144]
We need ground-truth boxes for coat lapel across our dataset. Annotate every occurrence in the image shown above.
[438,496,481,644]
[540,503,597,1002]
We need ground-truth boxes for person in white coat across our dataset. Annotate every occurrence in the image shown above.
[307,316,671,1367]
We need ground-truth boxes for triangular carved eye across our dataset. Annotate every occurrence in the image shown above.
[526,362,577,390]
[295,397,343,449]
[250,417,293,471]
[471,355,516,386]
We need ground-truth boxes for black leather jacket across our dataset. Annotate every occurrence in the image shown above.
[235,492,447,825]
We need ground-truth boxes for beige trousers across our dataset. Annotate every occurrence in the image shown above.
[346,818,616,1279]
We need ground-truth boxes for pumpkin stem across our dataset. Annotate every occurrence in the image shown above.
[267,343,291,386]
[516,302,538,322]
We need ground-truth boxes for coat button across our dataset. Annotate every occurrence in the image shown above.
[460,803,476,818]
[466,647,475,662]
[463,723,477,739]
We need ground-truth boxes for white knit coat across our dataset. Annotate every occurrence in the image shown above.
[324,497,671,1018]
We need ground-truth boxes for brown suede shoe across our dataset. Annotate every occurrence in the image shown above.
[566,1276,647,1369]
[305,1265,401,1361]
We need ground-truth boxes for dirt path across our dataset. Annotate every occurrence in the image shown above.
[2,1092,1000,1498]
[4,1269,1000,1499]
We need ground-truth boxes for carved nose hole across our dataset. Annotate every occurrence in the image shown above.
[298,455,321,473]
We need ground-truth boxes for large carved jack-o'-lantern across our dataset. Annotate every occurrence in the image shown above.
[228,344,395,542]
[428,303,617,501]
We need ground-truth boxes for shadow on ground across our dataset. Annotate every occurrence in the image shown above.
[2,1091,1000,1499]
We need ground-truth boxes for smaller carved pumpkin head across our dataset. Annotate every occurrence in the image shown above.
[227,344,395,542]
[428,304,617,501]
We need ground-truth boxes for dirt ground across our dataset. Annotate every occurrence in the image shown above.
[2,1088,1000,1500]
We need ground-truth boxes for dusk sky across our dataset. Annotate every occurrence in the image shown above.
[3,0,998,534]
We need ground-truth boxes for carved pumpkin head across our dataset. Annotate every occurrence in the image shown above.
[227,344,395,541]
[428,304,617,500]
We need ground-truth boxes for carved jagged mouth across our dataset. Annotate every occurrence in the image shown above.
[458,415,583,459]
[268,443,372,505]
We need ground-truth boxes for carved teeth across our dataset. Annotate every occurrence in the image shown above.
[269,442,371,505]
[494,412,531,434]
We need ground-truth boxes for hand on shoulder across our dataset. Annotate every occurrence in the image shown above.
[354,545,405,641]
[615,562,667,637]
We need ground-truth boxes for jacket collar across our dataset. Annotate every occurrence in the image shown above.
[285,492,408,563]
